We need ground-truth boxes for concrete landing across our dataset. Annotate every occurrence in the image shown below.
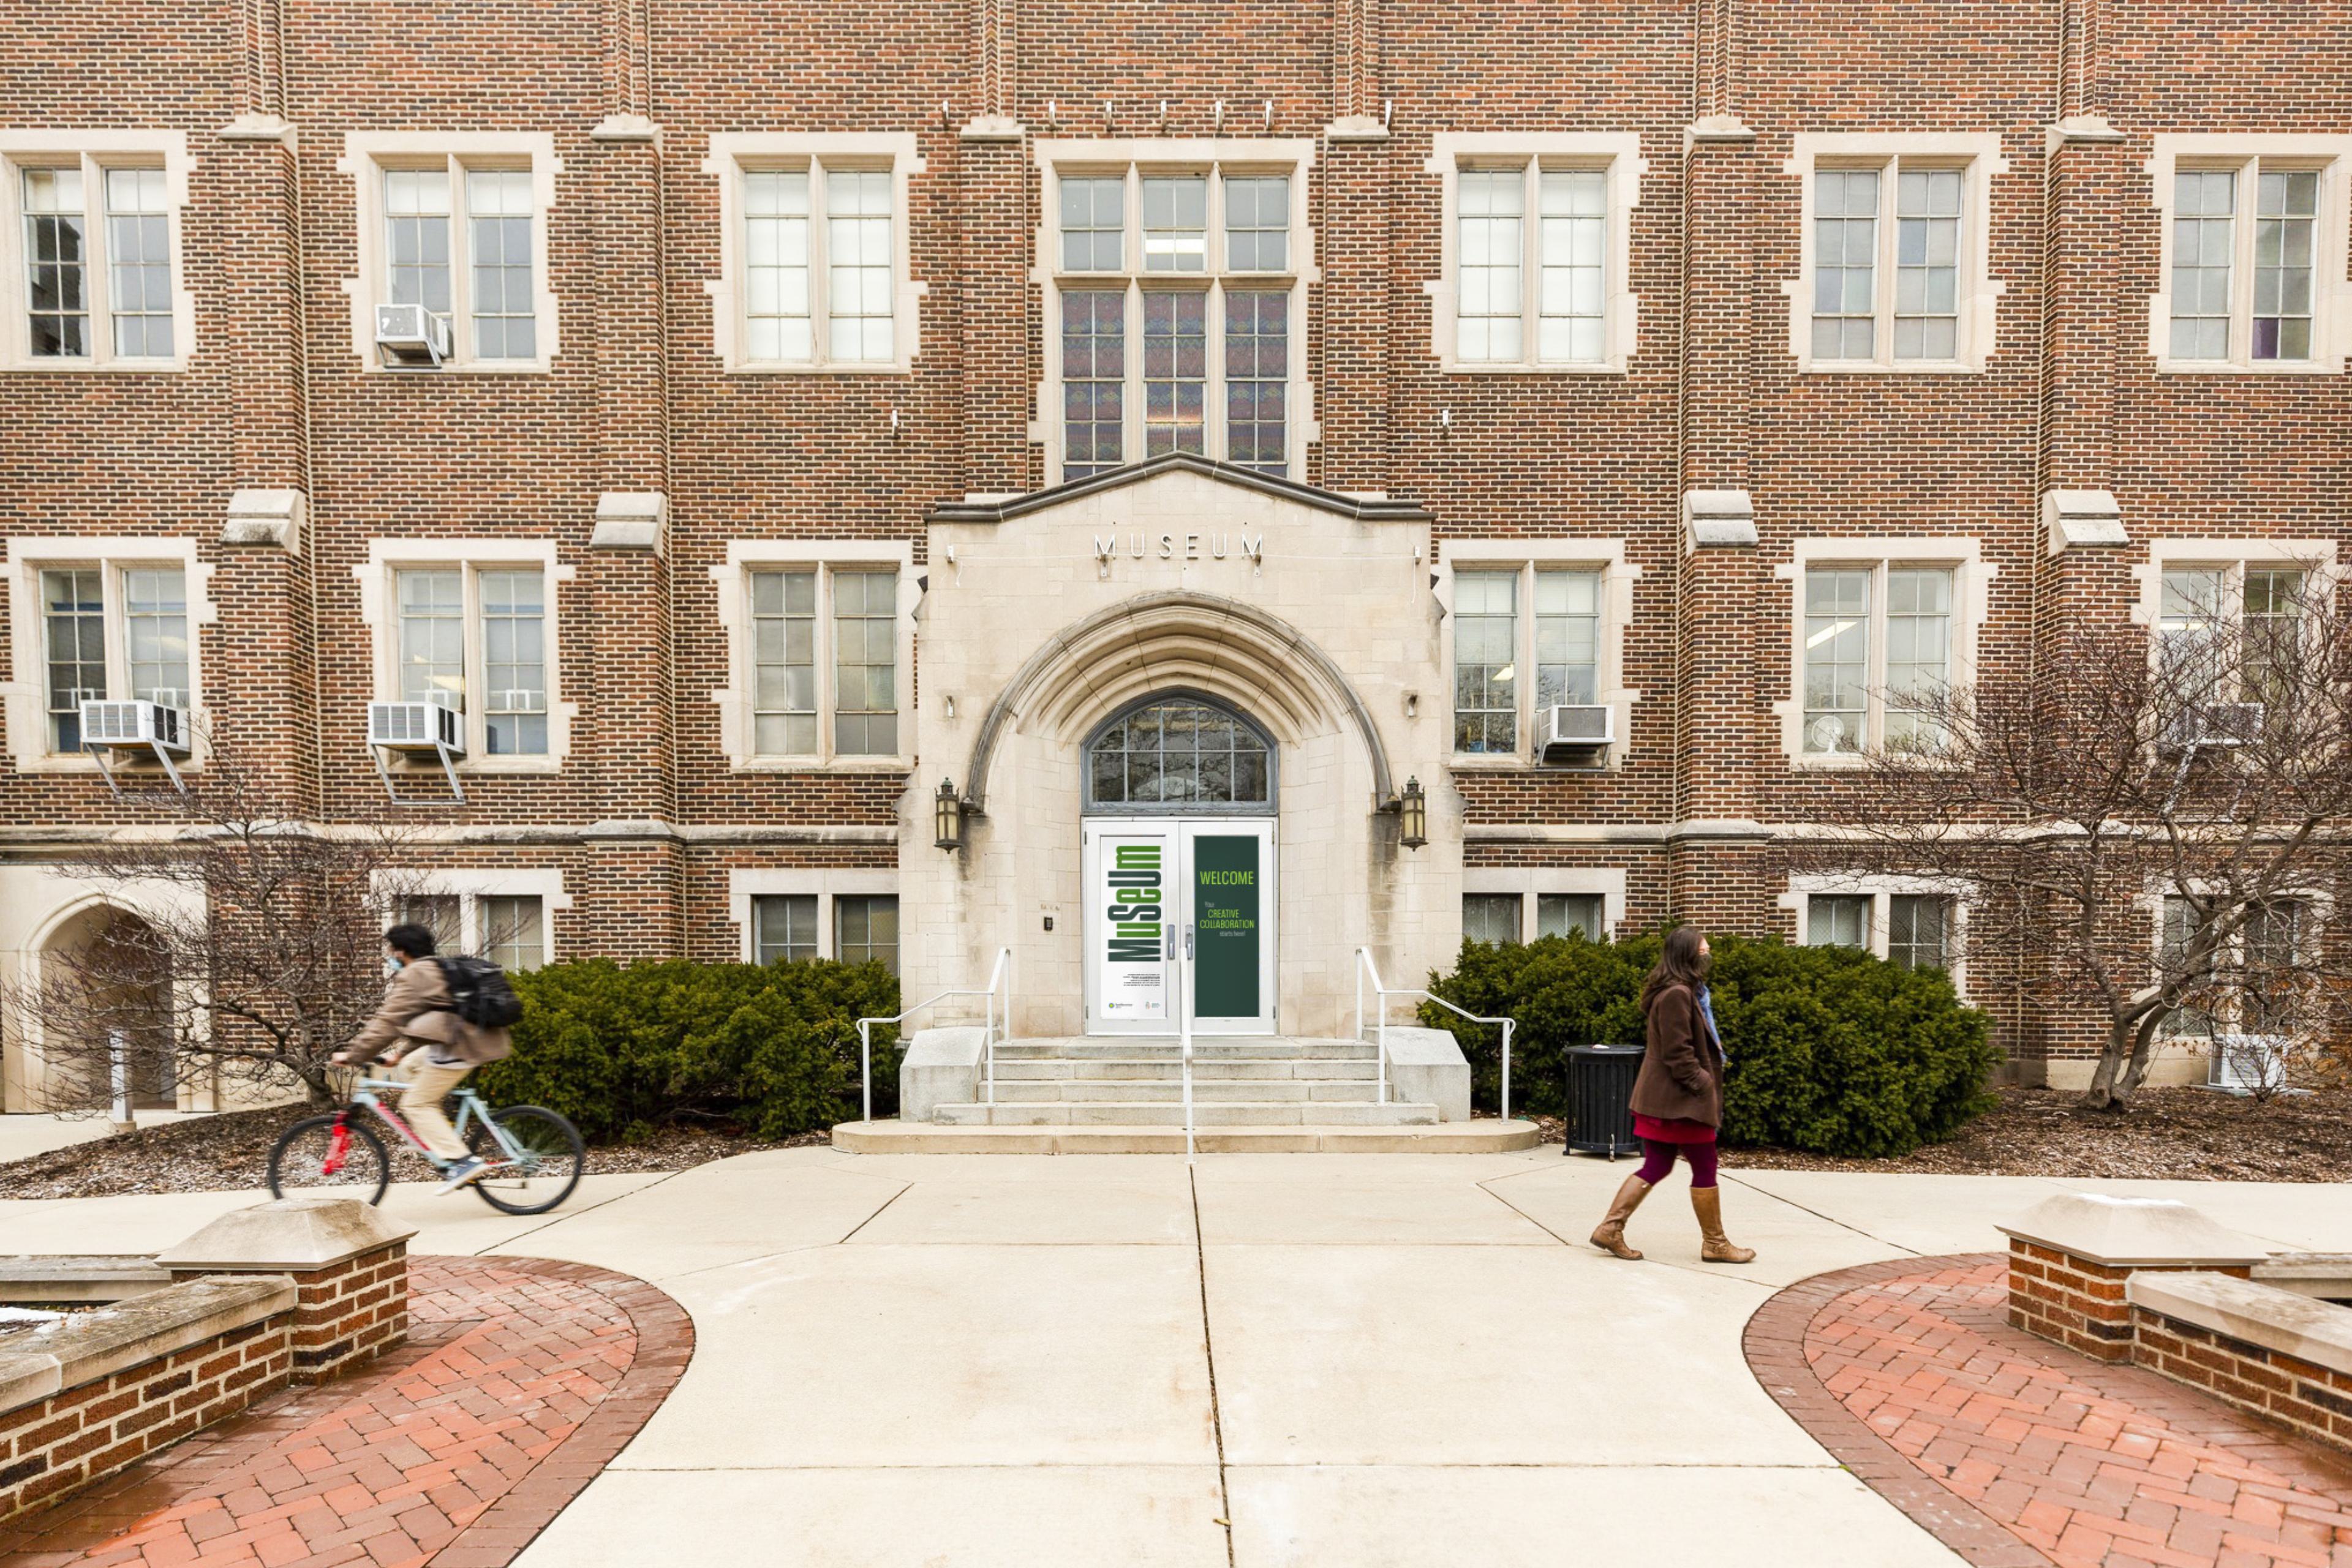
[830,1119,1544,1154]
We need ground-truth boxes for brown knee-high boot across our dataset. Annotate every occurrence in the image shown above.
[1589,1172,1654,1259]
[1691,1185,1755,1264]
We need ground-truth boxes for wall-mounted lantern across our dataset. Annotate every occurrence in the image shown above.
[934,777,967,851]
[1396,776,1428,850]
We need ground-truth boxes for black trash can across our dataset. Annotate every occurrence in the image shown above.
[1563,1044,1645,1158]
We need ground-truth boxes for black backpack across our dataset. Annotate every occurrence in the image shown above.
[434,955,524,1030]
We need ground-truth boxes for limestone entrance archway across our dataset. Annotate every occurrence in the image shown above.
[19,900,177,1112]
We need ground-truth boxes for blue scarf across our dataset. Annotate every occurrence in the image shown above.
[1697,983,1725,1058]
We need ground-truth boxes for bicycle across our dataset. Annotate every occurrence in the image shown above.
[267,1071,584,1215]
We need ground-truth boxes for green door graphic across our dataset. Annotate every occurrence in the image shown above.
[1191,834,1261,1020]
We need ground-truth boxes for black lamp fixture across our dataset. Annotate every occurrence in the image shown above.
[933,777,966,851]
[1397,775,1428,850]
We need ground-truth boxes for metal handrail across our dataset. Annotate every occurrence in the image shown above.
[854,946,1012,1125]
[1353,946,1520,1120]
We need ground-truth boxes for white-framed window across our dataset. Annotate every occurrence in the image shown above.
[1441,541,1640,765]
[713,543,914,769]
[1773,539,1992,765]
[1461,869,1626,945]
[6,538,213,772]
[1040,145,1314,481]
[706,134,923,374]
[1784,134,2004,372]
[1424,134,1643,374]
[338,134,560,372]
[731,870,900,973]
[358,541,573,771]
[2136,538,2339,705]
[2149,137,2352,372]
[2155,894,2319,1039]
[0,134,192,370]
[1781,878,1967,990]
[382,870,567,968]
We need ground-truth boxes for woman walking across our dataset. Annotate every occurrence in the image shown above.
[1589,926,1755,1264]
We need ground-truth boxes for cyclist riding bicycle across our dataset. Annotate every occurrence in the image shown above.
[331,922,514,1196]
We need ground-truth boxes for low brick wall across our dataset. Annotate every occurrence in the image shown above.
[2006,1238,2252,1363]
[171,1236,409,1382]
[0,1276,295,1526]
[2129,1272,2352,1457]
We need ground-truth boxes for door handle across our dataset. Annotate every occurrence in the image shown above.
[1185,924,1194,959]
[1164,923,1177,962]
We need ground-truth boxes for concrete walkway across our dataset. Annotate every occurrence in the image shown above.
[6,1148,2348,1566]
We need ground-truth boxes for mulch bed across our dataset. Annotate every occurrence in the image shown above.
[0,1102,824,1200]
[1526,1084,2352,1183]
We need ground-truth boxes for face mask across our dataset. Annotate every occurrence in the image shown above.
[384,956,404,977]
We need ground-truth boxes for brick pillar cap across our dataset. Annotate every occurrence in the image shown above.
[1998,1191,2271,1268]
[154,1196,417,1274]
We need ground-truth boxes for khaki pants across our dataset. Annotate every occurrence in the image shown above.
[393,1053,472,1163]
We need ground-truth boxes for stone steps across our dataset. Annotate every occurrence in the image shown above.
[992,1077,1387,1104]
[834,1120,1546,1155]
[992,1038,1377,1062]
[933,1099,1439,1128]
[990,1058,1379,1082]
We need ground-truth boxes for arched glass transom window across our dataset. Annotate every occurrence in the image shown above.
[1085,697,1275,813]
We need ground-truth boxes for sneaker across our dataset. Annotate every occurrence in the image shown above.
[435,1156,489,1195]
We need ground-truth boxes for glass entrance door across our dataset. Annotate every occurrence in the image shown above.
[1082,818,1276,1035]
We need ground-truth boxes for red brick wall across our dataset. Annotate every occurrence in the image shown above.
[2133,1306,2352,1457]
[0,1314,289,1528]
[2008,1240,2253,1363]
[3,0,2345,1073]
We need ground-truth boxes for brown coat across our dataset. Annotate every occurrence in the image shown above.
[1627,982,1725,1129]
[347,959,513,1066]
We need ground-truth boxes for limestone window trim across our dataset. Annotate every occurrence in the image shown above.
[725,869,901,963]
[2144,135,2352,375]
[337,132,562,374]
[0,130,196,372]
[703,132,927,375]
[1776,873,1973,998]
[1423,132,1645,375]
[1030,137,1322,484]
[1434,538,1642,770]
[354,540,577,775]
[3,535,217,776]
[1781,132,2008,374]
[709,540,917,772]
[1770,537,1996,769]
[1461,867,1628,942]
[370,868,570,965]
[2128,538,2343,633]
[2133,879,2335,1041]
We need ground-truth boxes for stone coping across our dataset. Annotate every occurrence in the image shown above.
[1995,1190,2271,1267]
[2253,1253,2352,1299]
[2129,1270,2352,1377]
[0,1256,172,1304]
[0,1274,295,1415]
[153,1196,417,1273]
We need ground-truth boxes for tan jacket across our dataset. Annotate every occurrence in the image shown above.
[347,959,514,1066]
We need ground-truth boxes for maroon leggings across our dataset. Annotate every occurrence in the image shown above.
[1636,1137,1719,1189]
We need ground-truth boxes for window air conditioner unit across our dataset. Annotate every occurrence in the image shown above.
[369,700,465,754]
[2162,701,2263,752]
[80,698,191,755]
[2207,1032,2290,1095]
[80,697,194,798]
[1539,703,1615,766]
[374,303,451,367]
[367,701,466,805]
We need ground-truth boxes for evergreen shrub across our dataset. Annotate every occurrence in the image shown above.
[1420,931,1997,1157]
[473,959,902,1142]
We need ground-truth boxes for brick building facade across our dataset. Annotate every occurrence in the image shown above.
[2,0,2346,1107]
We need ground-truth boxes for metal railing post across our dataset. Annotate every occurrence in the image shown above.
[1501,1019,1513,1123]
[859,1020,873,1125]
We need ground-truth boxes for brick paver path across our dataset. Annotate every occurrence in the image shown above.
[0,1256,690,1568]
[1747,1254,2352,1568]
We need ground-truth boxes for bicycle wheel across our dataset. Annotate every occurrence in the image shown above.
[268,1115,391,1205]
[466,1105,585,1215]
